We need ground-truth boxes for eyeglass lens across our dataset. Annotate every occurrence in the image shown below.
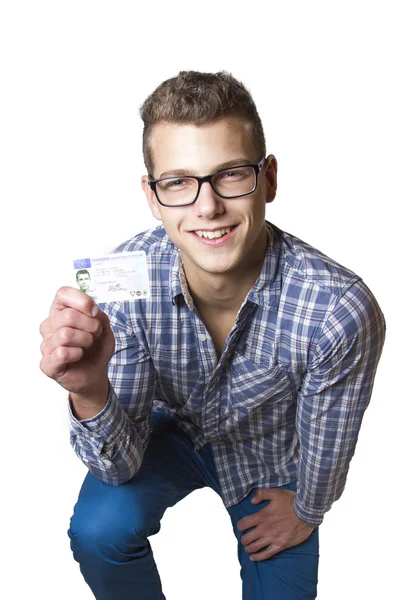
[156,166,256,206]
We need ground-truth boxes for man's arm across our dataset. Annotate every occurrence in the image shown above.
[293,278,386,526]
[237,278,386,560]
[68,298,156,486]
[40,286,156,487]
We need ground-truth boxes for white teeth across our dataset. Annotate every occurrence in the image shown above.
[194,227,232,239]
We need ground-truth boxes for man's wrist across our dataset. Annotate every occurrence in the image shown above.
[297,518,315,531]
[290,495,317,530]
[69,379,110,420]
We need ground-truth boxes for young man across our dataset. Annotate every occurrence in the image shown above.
[39,71,386,600]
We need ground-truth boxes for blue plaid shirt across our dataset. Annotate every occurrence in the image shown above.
[68,221,386,526]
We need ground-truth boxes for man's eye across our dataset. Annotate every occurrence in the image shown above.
[161,178,193,191]
[165,179,186,188]
[221,170,245,179]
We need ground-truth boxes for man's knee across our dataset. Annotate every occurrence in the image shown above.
[67,496,160,562]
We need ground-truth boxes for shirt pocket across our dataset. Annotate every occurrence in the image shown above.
[219,352,296,440]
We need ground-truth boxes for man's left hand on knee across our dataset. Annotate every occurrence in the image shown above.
[237,488,315,561]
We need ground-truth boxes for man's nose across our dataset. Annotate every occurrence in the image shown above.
[194,181,225,218]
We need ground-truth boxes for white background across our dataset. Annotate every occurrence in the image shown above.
[0,1,398,598]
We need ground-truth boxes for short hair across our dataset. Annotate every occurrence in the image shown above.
[139,70,266,176]
[76,269,90,282]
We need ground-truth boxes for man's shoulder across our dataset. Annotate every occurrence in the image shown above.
[112,225,173,258]
[272,223,360,295]
[270,224,385,337]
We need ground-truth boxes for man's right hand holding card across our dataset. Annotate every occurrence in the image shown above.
[39,287,115,419]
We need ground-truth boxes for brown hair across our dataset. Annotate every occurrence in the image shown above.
[139,70,266,176]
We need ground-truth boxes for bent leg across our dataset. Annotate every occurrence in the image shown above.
[68,412,212,600]
[227,482,319,600]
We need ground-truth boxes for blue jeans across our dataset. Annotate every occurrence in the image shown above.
[68,412,319,599]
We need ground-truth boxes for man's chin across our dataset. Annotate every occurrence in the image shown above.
[190,258,238,276]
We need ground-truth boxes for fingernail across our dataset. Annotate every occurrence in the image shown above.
[91,304,99,316]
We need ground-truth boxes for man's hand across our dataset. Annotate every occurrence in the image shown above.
[39,286,115,401]
[237,488,314,561]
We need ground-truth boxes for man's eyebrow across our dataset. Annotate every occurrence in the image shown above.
[157,158,254,179]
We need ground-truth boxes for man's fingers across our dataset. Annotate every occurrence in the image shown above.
[241,527,263,548]
[250,544,282,562]
[244,536,272,555]
[237,512,263,532]
[251,488,276,504]
[94,308,112,331]
[40,346,84,380]
[40,327,99,356]
[40,307,103,339]
[49,286,98,318]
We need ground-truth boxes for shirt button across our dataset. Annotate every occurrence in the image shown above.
[199,333,208,342]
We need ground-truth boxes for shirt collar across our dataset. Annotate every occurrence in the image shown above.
[169,220,282,308]
[169,248,186,305]
[246,221,283,308]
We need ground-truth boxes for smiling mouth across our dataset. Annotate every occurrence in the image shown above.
[192,226,235,239]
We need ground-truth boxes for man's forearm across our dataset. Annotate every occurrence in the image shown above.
[68,384,150,486]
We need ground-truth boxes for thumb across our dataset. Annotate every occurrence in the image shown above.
[251,487,276,504]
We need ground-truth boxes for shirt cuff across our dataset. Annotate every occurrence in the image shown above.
[68,385,129,452]
[293,496,324,528]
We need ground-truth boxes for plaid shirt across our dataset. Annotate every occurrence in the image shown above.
[68,221,386,526]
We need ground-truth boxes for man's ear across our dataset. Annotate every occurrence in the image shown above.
[141,175,162,221]
[264,155,278,204]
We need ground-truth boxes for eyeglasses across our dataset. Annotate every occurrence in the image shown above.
[148,157,266,207]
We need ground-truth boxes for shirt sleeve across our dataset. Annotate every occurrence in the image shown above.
[68,300,156,486]
[293,278,386,527]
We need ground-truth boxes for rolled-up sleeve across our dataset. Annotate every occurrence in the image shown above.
[68,300,156,485]
[293,279,386,526]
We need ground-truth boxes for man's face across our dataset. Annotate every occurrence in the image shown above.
[77,273,90,291]
[142,117,277,280]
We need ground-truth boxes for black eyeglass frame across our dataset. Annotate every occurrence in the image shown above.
[148,157,266,207]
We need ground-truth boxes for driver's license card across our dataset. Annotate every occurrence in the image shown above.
[73,251,150,303]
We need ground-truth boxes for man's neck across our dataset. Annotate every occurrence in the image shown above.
[187,274,254,314]
[181,231,268,314]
